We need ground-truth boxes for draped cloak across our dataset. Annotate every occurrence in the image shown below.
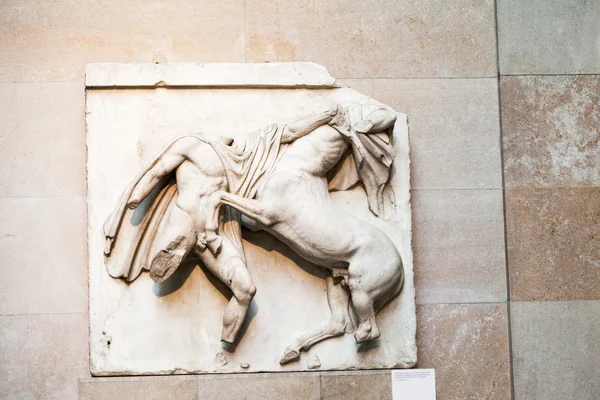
[327,104,397,220]
[103,124,287,282]
[103,106,396,282]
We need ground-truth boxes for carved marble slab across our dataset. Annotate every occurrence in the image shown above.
[86,62,416,375]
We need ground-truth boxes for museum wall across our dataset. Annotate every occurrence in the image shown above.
[0,1,597,399]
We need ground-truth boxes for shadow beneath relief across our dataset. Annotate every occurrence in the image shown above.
[130,175,172,226]
[152,249,260,349]
[197,256,234,301]
[242,228,330,280]
[357,338,381,353]
[152,256,197,297]
[195,253,259,351]
[150,224,335,352]
[221,300,259,353]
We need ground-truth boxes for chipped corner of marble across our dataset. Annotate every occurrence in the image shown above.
[85,62,340,89]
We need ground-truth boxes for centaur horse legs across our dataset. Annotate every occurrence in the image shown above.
[279,274,356,363]
[213,123,404,364]
[217,187,404,363]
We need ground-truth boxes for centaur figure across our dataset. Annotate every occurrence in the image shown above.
[104,103,404,364]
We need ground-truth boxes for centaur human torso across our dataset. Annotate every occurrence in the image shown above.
[103,103,404,364]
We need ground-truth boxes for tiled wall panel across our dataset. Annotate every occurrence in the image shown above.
[1,0,598,397]
[0,0,245,82]
[499,1,600,398]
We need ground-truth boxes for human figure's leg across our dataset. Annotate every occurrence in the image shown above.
[198,230,256,344]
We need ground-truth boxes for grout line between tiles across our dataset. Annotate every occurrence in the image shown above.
[500,72,600,77]
[507,299,600,304]
[0,80,84,84]
[416,301,508,306]
[411,187,503,191]
[505,186,600,190]
[494,1,516,399]
[0,194,86,200]
[243,0,247,63]
[337,76,498,80]
[318,370,323,400]
[196,377,200,400]
[0,312,86,317]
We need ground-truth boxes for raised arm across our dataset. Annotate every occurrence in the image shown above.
[280,105,340,143]
[352,108,397,134]
[127,137,197,209]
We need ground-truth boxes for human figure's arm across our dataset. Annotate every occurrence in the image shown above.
[280,105,340,143]
[127,137,196,209]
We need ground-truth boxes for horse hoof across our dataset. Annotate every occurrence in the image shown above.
[353,326,381,344]
[279,348,300,365]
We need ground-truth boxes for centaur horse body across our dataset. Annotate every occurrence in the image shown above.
[103,104,404,364]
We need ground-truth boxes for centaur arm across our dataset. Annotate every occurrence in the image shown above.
[353,108,397,134]
[280,105,340,143]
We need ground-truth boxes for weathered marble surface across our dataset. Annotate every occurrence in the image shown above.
[506,187,600,301]
[501,76,600,188]
[417,303,511,400]
[86,62,337,88]
[87,62,415,375]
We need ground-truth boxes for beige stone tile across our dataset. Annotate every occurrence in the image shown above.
[336,79,373,96]
[80,377,198,400]
[412,189,507,304]
[417,303,511,400]
[320,371,391,400]
[0,0,245,82]
[511,301,600,400]
[374,78,502,189]
[506,187,600,301]
[0,197,87,314]
[196,372,320,399]
[0,82,86,197]
[501,76,600,188]
[498,0,600,74]
[246,0,497,78]
[0,314,88,400]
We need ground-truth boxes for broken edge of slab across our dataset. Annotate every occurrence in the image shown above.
[85,62,339,89]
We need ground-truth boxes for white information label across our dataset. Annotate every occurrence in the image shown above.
[391,369,436,400]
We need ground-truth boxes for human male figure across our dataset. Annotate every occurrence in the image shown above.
[104,106,340,344]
